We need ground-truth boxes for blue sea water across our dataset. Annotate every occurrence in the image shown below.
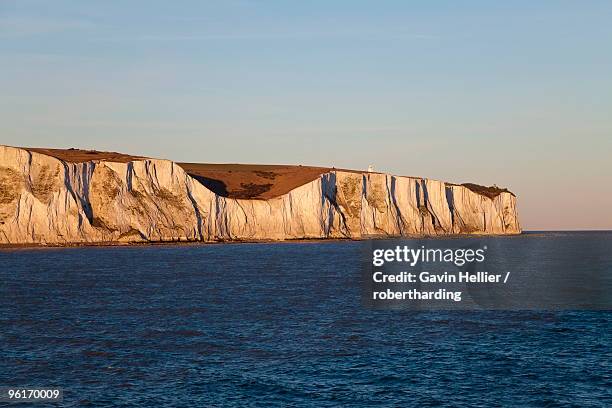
[0,232,610,407]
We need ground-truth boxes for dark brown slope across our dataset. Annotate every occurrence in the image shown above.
[178,163,330,199]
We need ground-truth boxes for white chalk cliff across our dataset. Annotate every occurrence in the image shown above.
[0,145,520,245]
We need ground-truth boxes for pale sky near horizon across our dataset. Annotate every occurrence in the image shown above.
[1,1,611,230]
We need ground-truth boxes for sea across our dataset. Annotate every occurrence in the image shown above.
[1,231,610,407]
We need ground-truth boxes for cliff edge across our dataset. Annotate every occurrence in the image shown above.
[0,145,521,245]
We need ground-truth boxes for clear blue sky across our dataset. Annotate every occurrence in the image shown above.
[1,1,611,230]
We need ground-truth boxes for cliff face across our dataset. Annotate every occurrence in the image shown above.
[0,145,520,245]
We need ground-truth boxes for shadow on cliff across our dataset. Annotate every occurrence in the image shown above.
[188,174,229,197]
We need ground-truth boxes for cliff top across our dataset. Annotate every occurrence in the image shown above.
[460,183,515,199]
[22,147,331,199]
[15,146,512,200]
[24,147,147,163]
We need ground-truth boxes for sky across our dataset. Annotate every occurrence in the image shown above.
[1,1,611,230]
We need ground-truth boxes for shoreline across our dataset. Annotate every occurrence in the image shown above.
[4,231,611,251]
[0,232,555,251]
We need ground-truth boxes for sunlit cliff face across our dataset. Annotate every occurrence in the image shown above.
[0,145,520,245]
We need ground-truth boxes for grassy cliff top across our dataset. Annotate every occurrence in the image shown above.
[18,146,513,200]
